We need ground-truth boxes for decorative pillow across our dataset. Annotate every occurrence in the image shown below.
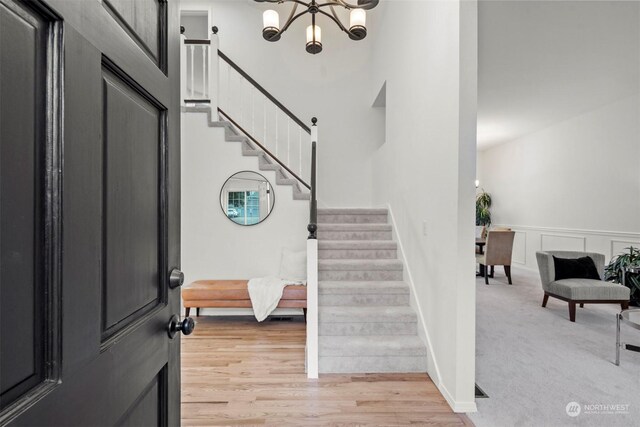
[553,256,601,281]
[279,248,307,283]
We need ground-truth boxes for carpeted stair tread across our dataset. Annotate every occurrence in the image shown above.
[319,281,409,294]
[319,259,403,271]
[318,240,397,250]
[319,335,427,357]
[319,306,416,323]
[318,224,392,231]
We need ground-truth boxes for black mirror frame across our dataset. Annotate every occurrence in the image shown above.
[219,170,275,227]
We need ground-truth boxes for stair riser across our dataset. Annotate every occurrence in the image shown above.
[318,356,427,373]
[319,270,403,281]
[318,214,388,224]
[319,322,417,336]
[319,249,397,260]
[318,231,392,240]
[319,293,410,306]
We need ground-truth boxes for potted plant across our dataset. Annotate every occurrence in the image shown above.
[605,246,640,306]
[476,190,492,227]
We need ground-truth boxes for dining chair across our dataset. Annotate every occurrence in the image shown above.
[476,230,515,285]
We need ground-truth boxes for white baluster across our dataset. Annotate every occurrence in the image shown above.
[299,127,302,176]
[275,106,278,156]
[239,77,244,125]
[201,45,206,98]
[287,119,290,166]
[263,96,267,148]
[251,89,255,135]
[190,45,195,99]
[180,33,186,105]
[226,62,231,113]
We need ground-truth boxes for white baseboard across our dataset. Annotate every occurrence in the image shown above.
[386,204,442,385]
[439,382,478,413]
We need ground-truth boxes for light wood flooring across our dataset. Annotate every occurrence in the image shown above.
[181,316,473,426]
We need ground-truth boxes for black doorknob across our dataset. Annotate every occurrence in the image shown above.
[169,268,184,289]
[167,315,195,339]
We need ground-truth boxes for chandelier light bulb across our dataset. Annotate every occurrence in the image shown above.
[306,25,322,54]
[349,9,367,40]
[263,10,280,41]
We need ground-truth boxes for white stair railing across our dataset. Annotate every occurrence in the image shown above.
[182,26,312,189]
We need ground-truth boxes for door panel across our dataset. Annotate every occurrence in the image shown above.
[103,0,166,72]
[0,0,181,424]
[0,0,58,411]
[101,59,166,342]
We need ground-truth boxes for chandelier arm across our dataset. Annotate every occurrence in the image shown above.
[331,0,378,10]
[280,8,310,33]
[317,7,348,33]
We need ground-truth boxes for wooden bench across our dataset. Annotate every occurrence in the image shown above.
[182,280,307,318]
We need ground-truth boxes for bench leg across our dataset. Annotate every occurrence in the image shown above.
[622,301,629,311]
[196,307,200,317]
[185,307,190,317]
[579,303,584,308]
[569,301,576,322]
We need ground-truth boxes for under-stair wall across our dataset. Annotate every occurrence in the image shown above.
[180,109,308,315]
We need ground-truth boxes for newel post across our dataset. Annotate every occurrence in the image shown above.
[209,26,219,113]
[306,117,319,379]
[180,26,187,106]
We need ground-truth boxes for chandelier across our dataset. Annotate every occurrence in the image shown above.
[256,0,379,54]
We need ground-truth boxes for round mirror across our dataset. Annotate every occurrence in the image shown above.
[220,171,275,226]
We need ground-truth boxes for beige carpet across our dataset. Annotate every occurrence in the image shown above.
[470,266,640,426]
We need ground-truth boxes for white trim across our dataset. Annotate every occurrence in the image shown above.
[495,224,640,239]
[386,204,441,385]
[439,383,478,413]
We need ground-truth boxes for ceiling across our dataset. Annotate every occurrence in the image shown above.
[478,0,640,150]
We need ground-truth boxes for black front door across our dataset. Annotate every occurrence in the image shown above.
[0,0,183,425]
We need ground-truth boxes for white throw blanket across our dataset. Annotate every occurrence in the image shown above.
[248,276,305,322]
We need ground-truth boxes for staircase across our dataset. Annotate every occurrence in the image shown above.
[317,208,428,373]
[183,105,310,201]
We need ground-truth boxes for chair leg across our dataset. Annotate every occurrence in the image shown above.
[569,301,576,322]
[542,293,549,308]
[622,301,629,311]
[484,264,489,285]
[196,307,200,317]
[504,265,512,285]
[579,303,584,308]
[185,307,190,317]
[490,265,495,278]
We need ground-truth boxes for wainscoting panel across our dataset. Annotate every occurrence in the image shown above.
[540,234,586,252]
[512,231,527,265]
[611,240,640,259]
[494,225,640,272]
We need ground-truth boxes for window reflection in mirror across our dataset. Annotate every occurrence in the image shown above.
[220,171,275,226]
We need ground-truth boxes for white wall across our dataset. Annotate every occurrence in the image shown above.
[183,0,382,207]
[181,111,309,315]
[478,94,640,271]
[369,0,478,413]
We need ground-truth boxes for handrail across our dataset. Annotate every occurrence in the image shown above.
[307,118,318,239]
[218,50,312,135]
[218,108,311,190]
[184,39,211,45]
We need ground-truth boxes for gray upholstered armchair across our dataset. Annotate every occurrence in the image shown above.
[536,251,630,322]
